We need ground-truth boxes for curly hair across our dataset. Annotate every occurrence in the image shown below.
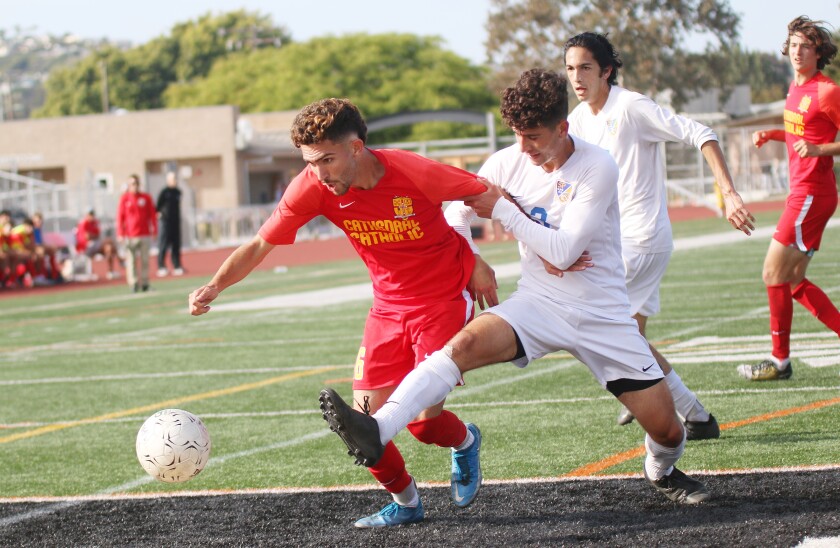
[500,69,569,131]
[290,98,368,148]
[564,32,623,86]
[783,16,838,70]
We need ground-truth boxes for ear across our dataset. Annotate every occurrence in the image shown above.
[601,65,612,81]
[350,137,365,155]
[557,120,570,137]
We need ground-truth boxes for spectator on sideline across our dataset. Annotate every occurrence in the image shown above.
[117,175,157,292]
[563,32,755,434]
[0,211,11,287]
[76,210,120,280]
[740,16,840,381]
[321,69,710,507]
[156,171,184,277]
[189,98,497,528]
[31,212,64,283]
[6,216,35,287]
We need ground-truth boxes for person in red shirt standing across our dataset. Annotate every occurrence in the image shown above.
[189,98,498,528]
[117,175,158,292]
[741,16,840,381]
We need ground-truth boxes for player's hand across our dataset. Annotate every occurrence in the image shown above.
[189,284,219,316]
[469,255,498,310]
[752,130,769,148]
[722,192,755,236]
[464,178,505,219]
[539,251,593,277]
[792,139,819,158]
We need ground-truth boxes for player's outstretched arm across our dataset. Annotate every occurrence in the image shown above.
[752,129,785,148]
[700,141,756,236]
[189,234,275,316]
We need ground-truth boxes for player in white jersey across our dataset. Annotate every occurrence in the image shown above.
[564,32,755,437]
[321,68,710,505]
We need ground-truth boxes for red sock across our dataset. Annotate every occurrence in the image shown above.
[406,410,468,448]
[792,278,840,335]
[767,283,792,360]
[367,441,412,494]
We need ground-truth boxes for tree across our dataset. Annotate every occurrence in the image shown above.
[825,29,840,85]
[164,33,497,142]
[485,0,741,108]
[34,10,289,117]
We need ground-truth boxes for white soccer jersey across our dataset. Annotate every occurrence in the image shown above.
[567,85,718,253]
[447,138,630,317]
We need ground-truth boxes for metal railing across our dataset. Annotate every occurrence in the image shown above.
[0,125,792,250]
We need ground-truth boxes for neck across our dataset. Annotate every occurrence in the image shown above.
[355,148,385,190]
[542,136,575,173]
[587,84,611,115]
[794,68,818,86]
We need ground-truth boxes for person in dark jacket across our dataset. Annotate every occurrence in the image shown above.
[156,171,183,276]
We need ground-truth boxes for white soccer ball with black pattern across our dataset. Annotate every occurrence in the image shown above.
[136,409,212,483]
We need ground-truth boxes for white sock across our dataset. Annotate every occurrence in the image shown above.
[770,356,791,369]
[664,370,708,423]
[392,477,419,508]
[373,348,462,445]
[644,430,686,481]
[454,426,474,452]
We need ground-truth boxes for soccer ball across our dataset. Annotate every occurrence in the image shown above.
[136,409,212,483]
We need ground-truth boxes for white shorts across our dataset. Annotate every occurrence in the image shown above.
[486,290,662,389]
[623,249,671,317]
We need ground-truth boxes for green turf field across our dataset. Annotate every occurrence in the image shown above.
[1,209,838,498]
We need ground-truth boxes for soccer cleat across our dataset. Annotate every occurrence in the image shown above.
[173,268,185,276]
[617,405,635,426]
[353,500,424,528]
[319,388,385,467]
[157,268,168,277]
[736,359,792,381]
[451,423,482,507]
[645,467,710,505]
[685,414,720,441]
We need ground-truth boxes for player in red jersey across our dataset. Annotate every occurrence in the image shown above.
[739,16,840,381]
[189,98,498,527]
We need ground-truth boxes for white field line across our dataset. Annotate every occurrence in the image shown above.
[2,385,837,430]
[2,463,839,506]
[0,429,334,528]
[195,222,840,313]
[0,365,346,386]
[0,335,361,362]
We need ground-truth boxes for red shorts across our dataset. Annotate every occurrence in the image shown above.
[774,193,838,254]
[352,291,473,390]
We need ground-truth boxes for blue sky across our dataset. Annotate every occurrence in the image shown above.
[4,0,839,63]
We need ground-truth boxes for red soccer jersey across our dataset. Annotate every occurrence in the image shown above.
[783,72,840,196]
[117,191,158,238]
[259,149,485,306]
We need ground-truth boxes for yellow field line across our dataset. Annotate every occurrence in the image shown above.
[0,367,337,445]
[565,396,840,477]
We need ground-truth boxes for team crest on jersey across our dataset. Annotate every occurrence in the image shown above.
[555,180,573,203]
[392,196,415,219]
[605,118,619,136]
[797,95,812,113]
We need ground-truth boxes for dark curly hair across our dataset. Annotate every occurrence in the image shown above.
[290,98,368,148]
[784,16,837,70]
[564,32,623,86]
[500,69,569,131]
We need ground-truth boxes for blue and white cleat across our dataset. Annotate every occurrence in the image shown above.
[353,500,424,528]
[450,423,482,507]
